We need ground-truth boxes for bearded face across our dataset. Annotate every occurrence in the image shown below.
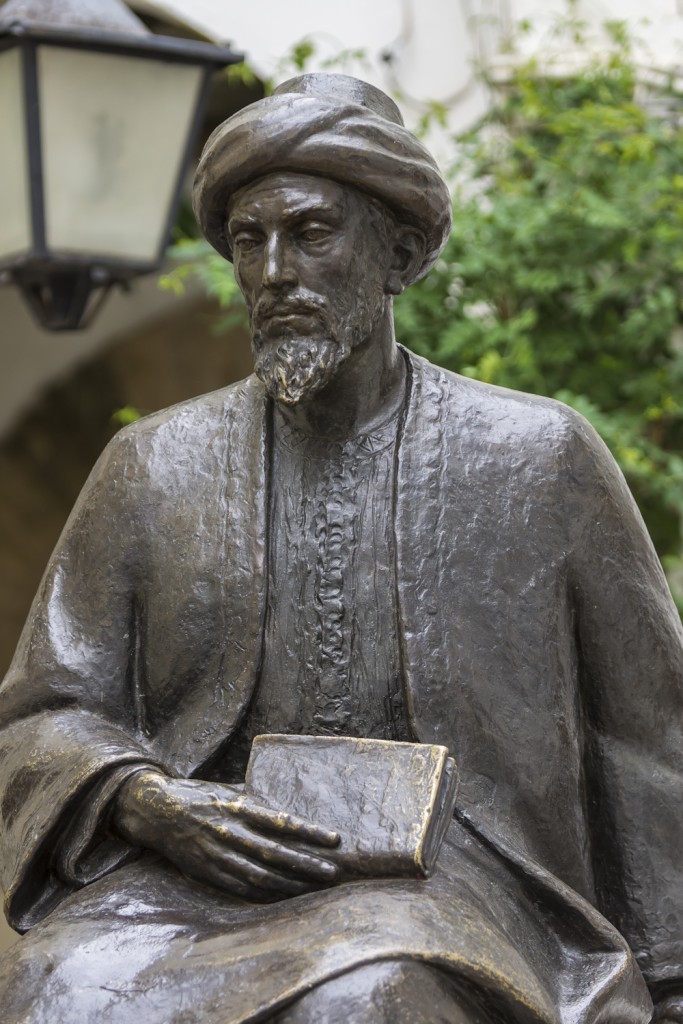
[227,173,392,406]
[249,286,350,406]
[250,283,385,406]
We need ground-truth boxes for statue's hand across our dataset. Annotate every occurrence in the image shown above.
[113,769,340,900]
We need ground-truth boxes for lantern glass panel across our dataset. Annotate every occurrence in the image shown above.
[0,46,32,262]
[38,47,203,262]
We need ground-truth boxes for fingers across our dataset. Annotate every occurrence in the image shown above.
[210,819,339,883]
[226,795,341,848]
[208,846,322,896]
[185,864,257,900]
[182,847,323,901]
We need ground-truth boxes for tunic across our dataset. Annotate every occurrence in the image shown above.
[223,400,409,782]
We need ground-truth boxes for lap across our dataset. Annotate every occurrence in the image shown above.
[0,820,650,1024]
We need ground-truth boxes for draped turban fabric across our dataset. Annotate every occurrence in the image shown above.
[192,74,453,284]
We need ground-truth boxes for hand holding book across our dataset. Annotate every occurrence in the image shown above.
[244,735,459,880]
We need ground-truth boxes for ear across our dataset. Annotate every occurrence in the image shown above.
[384,227,426,295]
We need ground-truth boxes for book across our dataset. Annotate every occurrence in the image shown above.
[243,734,458,879]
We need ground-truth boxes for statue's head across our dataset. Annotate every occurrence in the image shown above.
[193,74,451,405]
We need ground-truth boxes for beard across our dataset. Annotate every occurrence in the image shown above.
[252,332,351,406]
[250,291,356,409]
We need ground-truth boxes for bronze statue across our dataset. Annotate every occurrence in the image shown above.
[0,73,681,1024]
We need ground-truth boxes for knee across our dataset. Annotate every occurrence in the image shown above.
[276,959,490,1023]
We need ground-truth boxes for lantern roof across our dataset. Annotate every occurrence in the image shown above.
[0,0,149,35]
[0,0,237,66]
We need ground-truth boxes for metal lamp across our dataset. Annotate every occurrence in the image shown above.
[0,0,240,330]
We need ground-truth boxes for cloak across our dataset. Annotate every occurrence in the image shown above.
[0,351,681,1017]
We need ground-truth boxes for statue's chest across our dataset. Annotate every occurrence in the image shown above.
[219,413,411,779]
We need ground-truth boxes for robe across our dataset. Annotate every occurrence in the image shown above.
[0,349,681,1022]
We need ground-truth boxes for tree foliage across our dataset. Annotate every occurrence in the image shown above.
[394,23,683,608]
[162,16,683,607]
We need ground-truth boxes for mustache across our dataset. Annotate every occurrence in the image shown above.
[252,293,328,324]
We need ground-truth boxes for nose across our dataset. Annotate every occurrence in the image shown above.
[262,232,296,292]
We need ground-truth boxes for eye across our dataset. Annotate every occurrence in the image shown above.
[298,224,333,244]
[233,231,262,253]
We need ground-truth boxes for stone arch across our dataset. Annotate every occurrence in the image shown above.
[0,297,252,678]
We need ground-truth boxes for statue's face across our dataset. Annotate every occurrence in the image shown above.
[227,172,392,405]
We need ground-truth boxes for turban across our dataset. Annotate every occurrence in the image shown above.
[192,73,452,284]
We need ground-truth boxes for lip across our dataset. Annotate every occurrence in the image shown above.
[261,311,316,324]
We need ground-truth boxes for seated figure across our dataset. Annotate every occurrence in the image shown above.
[0,73,681,1024]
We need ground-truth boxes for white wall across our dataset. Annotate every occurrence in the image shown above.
[142,0,496,136]
[149,0,683,125]
[514,0,683,65]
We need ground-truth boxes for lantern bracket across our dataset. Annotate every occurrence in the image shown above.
[9,264,120,331]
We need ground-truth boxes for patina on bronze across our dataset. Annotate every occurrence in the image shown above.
[0,74,681,1024]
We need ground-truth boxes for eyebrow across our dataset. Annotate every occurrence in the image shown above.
[228,200,344,235]
[285,201,342,218]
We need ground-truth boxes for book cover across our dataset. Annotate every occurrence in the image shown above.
[244,734,459,879]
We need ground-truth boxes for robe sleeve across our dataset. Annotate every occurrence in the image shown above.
[565,412,683,997]
[0,428,171,933]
